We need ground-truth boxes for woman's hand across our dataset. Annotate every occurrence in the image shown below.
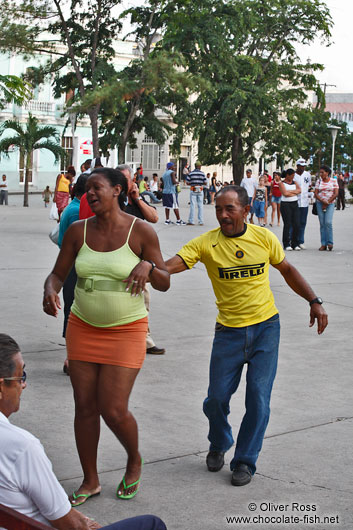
[43,290,61,317]
[123,261,153,296]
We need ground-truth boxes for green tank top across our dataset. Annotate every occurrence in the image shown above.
[71,218,148,327]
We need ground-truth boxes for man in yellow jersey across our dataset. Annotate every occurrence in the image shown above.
[165,185,327,487]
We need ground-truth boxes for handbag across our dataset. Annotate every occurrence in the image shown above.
[49,202,59,221]
[49,224,60,245]
[312,201,318,215]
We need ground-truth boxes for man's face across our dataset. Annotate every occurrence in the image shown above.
[0,352,26,418]
[215,191,249,236]
[120,168,133,191]
[246,171,252,178]
[296,164,305,175]
[2,176,5,181]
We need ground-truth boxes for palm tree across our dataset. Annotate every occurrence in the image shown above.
[0,113,64,206]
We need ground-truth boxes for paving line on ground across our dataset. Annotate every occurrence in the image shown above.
[59,417,353,486]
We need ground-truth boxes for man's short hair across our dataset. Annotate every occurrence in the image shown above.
[246,169,252,174]
[215,185,249,207]
[0,334,20,378]
[83,159,92,171]
[116,164,132,177]
[73,174,88,198]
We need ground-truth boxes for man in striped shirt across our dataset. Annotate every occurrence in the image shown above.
[186,161,207,225]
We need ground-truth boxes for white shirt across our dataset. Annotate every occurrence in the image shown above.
[294,171,311,208]
[281,182,298,202]
[240,177,257,199]
[0,179,8,190]
[149,179,158,192]
[0,412,71,526]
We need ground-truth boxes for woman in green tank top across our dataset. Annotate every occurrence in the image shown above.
[43,168,170,503]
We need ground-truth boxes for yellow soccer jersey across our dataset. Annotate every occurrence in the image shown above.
[177,224,285,327]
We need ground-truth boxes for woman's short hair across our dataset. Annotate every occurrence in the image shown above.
[320,165,331,176]
[73,175,89,198]
[90,168,128,209]
[282,168,295,179]
[67,166,76,177]
[0,334,20,378]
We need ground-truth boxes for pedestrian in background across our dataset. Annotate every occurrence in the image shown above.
[279,169,301,251]
[186,161,207,226]
[294,158,311,249]
[251,176,267,226]
[54,166,76,221]
[240,169,257,224]
[270,172,282,227]
[314,165,339,251]
[336,173,346,210]
[0,174,8,205]
[42,185,52,207]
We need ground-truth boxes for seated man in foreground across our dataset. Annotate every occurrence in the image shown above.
[0,333,166,530]
[165,185,327,487]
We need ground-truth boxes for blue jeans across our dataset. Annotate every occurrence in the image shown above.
[141,191,161,203]
[298,206,308,244]
[317,202,334,246]
[103,515,166,530]
[188,191,204,224]
[203,314,280,474]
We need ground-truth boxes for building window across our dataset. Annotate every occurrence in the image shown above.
[61,137,73,172]
[19,150,33,183]
[141,136,161,170]
[126,144,138,163]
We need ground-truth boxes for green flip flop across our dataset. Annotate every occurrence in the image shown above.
[116,458,144,500]
[70,490,100,507]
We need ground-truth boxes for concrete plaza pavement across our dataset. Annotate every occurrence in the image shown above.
[0,190,352,529]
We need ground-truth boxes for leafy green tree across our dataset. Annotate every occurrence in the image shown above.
[0,114,64,206]
[8,0,123,157]
[0,0,52,56]
[82,1,197,164]
[0,75,32,107]
[46,0,122,157]
[162,0,332,183]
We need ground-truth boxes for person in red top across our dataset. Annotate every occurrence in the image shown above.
[270,172,282,227]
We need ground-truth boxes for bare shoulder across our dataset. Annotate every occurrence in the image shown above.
[133,218,157,238]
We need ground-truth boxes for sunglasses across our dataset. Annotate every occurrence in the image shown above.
[3,370,27,383]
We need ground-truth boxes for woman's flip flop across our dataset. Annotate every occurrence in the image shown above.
[116,458,144,500]
[70,490,100,507]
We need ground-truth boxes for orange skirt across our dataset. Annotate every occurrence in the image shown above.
[66,313,148,368]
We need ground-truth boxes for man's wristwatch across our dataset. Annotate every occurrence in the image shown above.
[135,196,142,201]
[309,297,323,306]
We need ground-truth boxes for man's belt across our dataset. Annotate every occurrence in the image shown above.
[76,277,128,292]
[191,186,203,192]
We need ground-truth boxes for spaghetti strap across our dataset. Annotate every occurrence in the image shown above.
[83,219,87,244]
[126,217,137,246]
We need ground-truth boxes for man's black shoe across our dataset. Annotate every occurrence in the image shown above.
[146,346,165,355]
[206,451,225,472]
[231,463,252,486]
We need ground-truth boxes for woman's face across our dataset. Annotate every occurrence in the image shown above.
[319,169,329,180]
[86,173,119,213]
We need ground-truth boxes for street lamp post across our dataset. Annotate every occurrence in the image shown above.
[327,125,341,173]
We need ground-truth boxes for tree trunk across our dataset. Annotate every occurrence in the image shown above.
[88,105,100,158]
[23,152,30,207]
[231,133,244,185]
[118,138,127,165]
